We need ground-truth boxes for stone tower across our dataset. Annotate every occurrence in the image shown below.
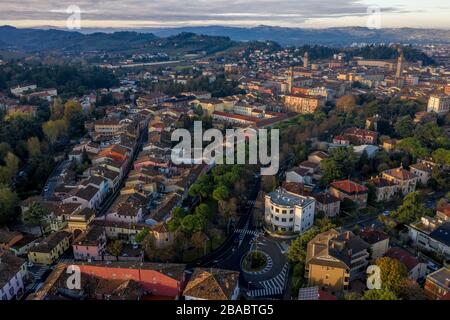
[396,49,404,78]
[303,51,309,69]
[287,67,294,93]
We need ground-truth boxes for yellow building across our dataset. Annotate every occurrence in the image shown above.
[67,208,96,234]
[28,231,72,265]
[192,99,225,117]
[284,94,325,114]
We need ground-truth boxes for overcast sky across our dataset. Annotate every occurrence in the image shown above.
[1,0,449,29]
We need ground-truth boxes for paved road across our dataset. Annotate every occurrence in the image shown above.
[42,160,72,200]
[96,124,148,217]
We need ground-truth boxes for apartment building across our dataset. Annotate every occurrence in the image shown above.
[305,229,370,294]
[265,187,316,234]
[284,94,325,114]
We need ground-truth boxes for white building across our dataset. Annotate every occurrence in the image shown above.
[0,252,27,300]
[265,187,315,234]
[10,84,37,96]
[427,95,449,115]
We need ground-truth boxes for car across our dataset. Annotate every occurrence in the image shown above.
[27,261,34,268]
[382,210,390,216]
[427,262,439,272]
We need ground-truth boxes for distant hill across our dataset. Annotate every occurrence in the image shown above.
[0,26,236,55]
[0,25,448,55]
[0,26,159,52]
[62,25,449,46]
[146,26,450,46]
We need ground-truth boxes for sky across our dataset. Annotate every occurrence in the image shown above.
[1,0,449,29]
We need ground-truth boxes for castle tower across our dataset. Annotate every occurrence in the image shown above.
[303,51,309,69]
[396,49,404,78]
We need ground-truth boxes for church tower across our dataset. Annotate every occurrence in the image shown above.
[287,67,294,93]
[396,49,404,78]
[303,51,309,69]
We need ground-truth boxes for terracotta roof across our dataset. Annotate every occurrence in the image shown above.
[73,185,100,202]
[281,181,308,196]
[344,127,378,139]
[314,192,340,205]
[383,167,416,181]
[385,247,419,272]
[359,228,389,244]
[410,163,432,173]
[437,203,450,218]
[183,268,239,300]
[0,251,26,288]
[368,177,397,188]
[330,179,368,195]
[0,229,22,244]
[30,231,71,254]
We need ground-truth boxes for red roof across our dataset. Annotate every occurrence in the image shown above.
[330,179,368,195]
[437,203,450,218]
[385,247,419,272]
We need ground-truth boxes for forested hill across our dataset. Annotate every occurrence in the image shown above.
[0,26,236,54]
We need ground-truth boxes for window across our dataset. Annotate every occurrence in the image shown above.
[281,218,286,222]
[282,209,287,214]
[289,218,293,222]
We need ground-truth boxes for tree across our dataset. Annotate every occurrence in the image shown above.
[188,175,213,201]
[320,158,341,185]
[50,97,64,120]
[0,142,12,160]
[391,191,430,223]
[320,147,357,184]
[64,100,86,137]
[43,119,67,144]
[314,217,336,232]
[261,175,277,193]
[27,137,41,158]
[0,185,19,226]
[191,231,207,255]
[21,202,48,235]
[107,240,123,261]
[336,95,357,113]
[194,203,213,220]
[397,279,426,300]
[362,289,399,300]
[375,256,408,292]
[0,152,19,184]
[344,292,362,300]
[181,214,205,234]
[394,115,414,138]
[287,228,319,264]
[134,228,150,244]
[212,185,230,201]
[432,148,450,166]
[396,137,428,159]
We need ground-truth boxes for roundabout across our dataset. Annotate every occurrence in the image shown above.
[241,250,272,275]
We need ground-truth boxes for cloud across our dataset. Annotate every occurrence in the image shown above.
[0,0,446,28]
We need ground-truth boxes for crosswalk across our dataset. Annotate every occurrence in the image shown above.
[59,258,75,264]
[247,286,283,297]
[31,266,50,280]
[235,229,263,237]
[248,263,289,298]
